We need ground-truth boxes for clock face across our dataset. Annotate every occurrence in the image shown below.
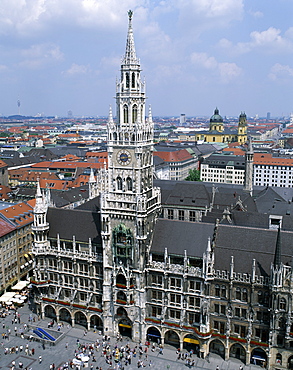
[117,150,131,165]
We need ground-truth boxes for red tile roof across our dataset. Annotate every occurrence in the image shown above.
[154,149,193,163]
[0,185,12,200]
[60,154,81,161]
[31,161,106,170]
[254,153,293,166]
[222,148,245,155]
[0,202,34,227]
[0,160,7,168]
[0,218,16,237]
[39,179,71,190]
[9,169,59,182]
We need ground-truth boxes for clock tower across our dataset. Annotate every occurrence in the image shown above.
[100,10,161,341]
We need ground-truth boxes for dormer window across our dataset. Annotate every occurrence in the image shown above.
[269,215,282,229]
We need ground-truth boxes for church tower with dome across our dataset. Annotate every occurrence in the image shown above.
[209,107,224,133]
[196,108,248,144]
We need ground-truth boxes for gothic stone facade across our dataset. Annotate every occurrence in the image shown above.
[32,12,293,370]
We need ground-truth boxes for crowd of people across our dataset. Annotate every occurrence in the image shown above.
[0,305,218,370]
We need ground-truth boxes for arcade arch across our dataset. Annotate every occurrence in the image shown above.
[164,330,180,349]
[209,339,225,359]
[90,315,103,331]
[251,348,267,367]
[59,308,72,325]
[74,311,87,328]
[146,327,161,343]
[229,343,246,362]
[183,334,199,355]
[44,305,56,320]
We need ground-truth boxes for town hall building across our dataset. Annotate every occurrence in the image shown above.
[31,11,293,370]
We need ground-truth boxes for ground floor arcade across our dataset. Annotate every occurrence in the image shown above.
[39,303,292,369]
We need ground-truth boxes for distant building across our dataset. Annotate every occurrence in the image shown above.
[195,109,248,144]
[180,114,186,126]
[0,160,9,187]
[154,149,198,181]
[253,153,293,188]
[0,201,34,292]
[200,154,245,185]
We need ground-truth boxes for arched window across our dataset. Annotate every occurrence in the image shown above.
[126,177,132,191]
[131,72,135,88]
[116,274,126,288]
[123,105,129,124]
[117,291,127,304]
[236,287,241,300]
[215,285,220,297]
[278,317,286,330]
[113,132,117,141]
[126,73,129,88]
[279,298,286,311]
[113,224,133,265]
[258,290,263,304]
[221,285,226,298]
[117,177,122,191]
[276,353,282,365]
[132,105,138,123]
[263,291,269,306]
[242,288,248,302]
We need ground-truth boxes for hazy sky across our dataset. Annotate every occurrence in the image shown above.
[0,0,292,118]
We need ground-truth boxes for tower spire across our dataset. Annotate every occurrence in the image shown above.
[244,136,254,196]
[123,10,139,65]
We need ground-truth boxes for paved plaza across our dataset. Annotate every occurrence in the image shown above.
[0,302,262,370]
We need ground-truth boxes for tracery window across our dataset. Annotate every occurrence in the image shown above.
[132,104,138,123]
[215,284,220,297]
[126,177,132,191]
[279,298,286,311]
[126,73,129,88]
[112,224,133,264]
[123,105,129,123]
[131,72,135,88]
[117,177,123,191]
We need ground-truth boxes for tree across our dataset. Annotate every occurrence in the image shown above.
[185,168,201,181]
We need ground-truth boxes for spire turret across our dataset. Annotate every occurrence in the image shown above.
[244,136,254,195]
[123,10,139,65]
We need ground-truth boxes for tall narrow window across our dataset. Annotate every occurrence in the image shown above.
[126,177,132,191]
[132,72,135,88]
[279,298,286,311]
[123,105,128,123]
[132,105,138,123]
[126,73,129,88]
[117,177,122,191]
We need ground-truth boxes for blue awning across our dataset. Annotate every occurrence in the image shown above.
[252,355,266,361]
